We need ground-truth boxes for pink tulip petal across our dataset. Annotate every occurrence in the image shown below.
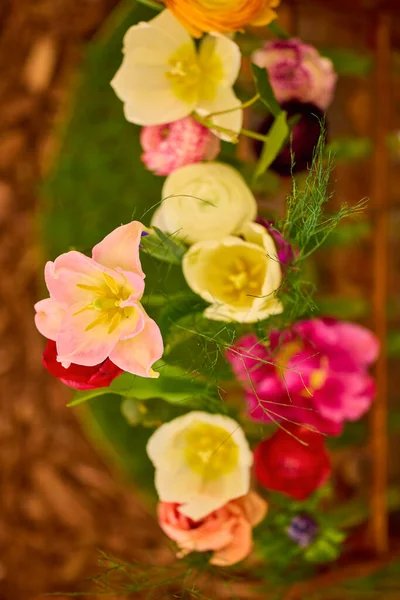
[110,317,163,377]
[45,251,123,308]
[56,304,120,366]
[117,270,145,303]
[92,222,145,277]
[331,322,379,365]
[55,302,143,367]
[34,298,65,341]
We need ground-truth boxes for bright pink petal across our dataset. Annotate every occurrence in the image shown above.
[92,222,145,277]
[110,317,163,377]
[332,322,379,366]
[45,251,123,308]
[34,298,65,341]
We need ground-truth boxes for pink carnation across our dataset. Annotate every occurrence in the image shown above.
[158,492,267,566]
[34,222,163,377]
[227,318,379,436]
[252,38,337,111]
[140,116,221,176]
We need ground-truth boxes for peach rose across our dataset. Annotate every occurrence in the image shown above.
[158,492,267,566]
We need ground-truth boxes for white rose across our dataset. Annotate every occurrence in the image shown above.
[151,162,257,244]
[182,222,283,323]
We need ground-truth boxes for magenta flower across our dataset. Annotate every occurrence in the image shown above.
[252,38,337,111]
[34,222,164,377]
[140,116,221,176]
[227,318,379,436]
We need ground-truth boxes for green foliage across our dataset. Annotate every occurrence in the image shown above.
[321,47,373,76]
[325,137,373,161]
[140,227,187,264]
[42,1,162,259]
[282,129,366,260]
[254,111,289,179]
[70,362,220,409]
[251,63,281,117]
[79,394,156,499]
[254,488,345,585]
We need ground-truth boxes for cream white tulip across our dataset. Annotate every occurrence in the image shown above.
[111,10,242,141]
[146,411,253,521]
[182,222,283,323]
[151,162,257,244]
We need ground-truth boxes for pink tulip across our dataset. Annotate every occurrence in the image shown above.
[158,492,267,566]
[227,318,379,436]
[34,222,163,377]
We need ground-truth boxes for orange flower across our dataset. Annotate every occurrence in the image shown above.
[163,0,280,38]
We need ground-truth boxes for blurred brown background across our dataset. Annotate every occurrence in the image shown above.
[0,0,399,599]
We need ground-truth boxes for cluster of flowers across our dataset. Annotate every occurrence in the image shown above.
[34,0,378,569]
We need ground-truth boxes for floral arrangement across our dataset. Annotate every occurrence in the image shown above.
[37,0,380,595]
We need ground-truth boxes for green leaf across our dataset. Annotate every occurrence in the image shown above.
[268,20,290,40]
[69,363,215,408]
[251,63,281,117]
[325,137,373,161]
[254,111,289,179]
[140,227,186,264]
[321,47,373,76]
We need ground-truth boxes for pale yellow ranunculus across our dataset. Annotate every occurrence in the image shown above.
[111,10,242,141]
[182,222,283,323]
[151,162,257,244]
[146,411,253,520]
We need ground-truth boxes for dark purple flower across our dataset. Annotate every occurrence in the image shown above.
[257,219,296,268]
[287,514,319,547]
[254,101,326,176]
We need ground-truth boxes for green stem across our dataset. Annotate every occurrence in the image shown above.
[137,0,162,11]
[194,113,268,143]
[206,94,260,118]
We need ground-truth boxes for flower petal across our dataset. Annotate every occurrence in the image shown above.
[109,316,163,377]
[197,87,243,142]
[45,251,121,308]
[34,298,65,341]
[210,517,252,566]
[179,466,250,521]
[56,304,122,367]
[200,33,241,88]
[92,222,145,276]
[330,321,379,366]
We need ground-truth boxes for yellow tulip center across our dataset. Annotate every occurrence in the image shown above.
[221,254,266,306]
[165,39,223,104]
[184,422,239,479]
[75,272,135,334]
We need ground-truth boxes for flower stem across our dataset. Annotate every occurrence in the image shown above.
[137,0,162,11]
[206,94,260,118]
[194,113,268,144]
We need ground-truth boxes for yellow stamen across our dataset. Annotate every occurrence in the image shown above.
[107,311,122,335]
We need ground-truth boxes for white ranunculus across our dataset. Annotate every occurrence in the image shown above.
[146,411,253,520]
[182,222,283,323]
[111,10,242,142]
[151,162,257,244]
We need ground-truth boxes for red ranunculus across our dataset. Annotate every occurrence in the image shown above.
[43,340,123,391]
[253,424,331,500]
